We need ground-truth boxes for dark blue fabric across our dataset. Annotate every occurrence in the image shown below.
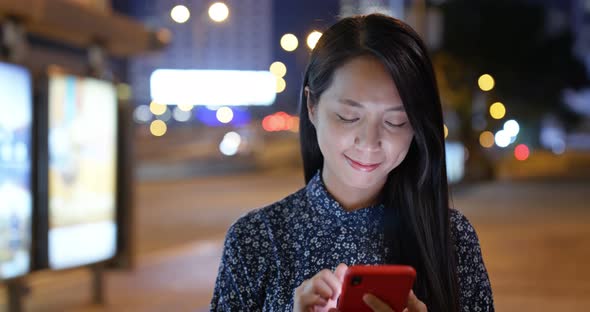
[211,172,494,311]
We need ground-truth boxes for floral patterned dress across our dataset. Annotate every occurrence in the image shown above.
[211,172,494,311]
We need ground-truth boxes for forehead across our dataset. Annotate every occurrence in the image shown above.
[322,55,402,107]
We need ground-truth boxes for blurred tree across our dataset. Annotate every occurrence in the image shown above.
[431,0,589,180]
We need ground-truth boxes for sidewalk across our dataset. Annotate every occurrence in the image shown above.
[0,239,223,312]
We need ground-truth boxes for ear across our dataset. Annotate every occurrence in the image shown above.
[305,86,317,127]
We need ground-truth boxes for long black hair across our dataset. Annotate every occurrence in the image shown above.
[299,14,459,312]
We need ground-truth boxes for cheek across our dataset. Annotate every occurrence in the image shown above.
[384,133,414,161]
[316,121,354,155]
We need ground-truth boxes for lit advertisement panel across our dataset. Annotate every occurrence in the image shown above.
[0,62,33,280]
[48,74,118,269]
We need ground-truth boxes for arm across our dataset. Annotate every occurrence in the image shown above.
[450,209,495,312]
[210,214,272,311]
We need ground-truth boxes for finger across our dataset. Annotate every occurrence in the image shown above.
[317,269,343,300]
[334,263,348,282]
[407,290,417,307]
[296,280,329,308]
[332,263,348,300]
[363,293,394,312]
[310,277,335,301]
[309,294,329,307]
[298,290,328,308]
[407,290,427,312]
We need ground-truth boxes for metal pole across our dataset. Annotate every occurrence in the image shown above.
[91,263,105,305]
[7,278,28,312]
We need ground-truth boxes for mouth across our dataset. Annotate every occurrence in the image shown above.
[344,155,381,172]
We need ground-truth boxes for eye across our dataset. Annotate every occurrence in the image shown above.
[385,121,407,128]
[336,114,359,123]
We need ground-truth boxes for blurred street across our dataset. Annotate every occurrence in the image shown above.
[1,167,588,312]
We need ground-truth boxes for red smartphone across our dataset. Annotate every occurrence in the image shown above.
[337,265,416,312]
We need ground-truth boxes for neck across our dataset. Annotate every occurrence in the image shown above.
[321,168,384,212]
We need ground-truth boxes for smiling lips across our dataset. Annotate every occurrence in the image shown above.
[344,155,381,172]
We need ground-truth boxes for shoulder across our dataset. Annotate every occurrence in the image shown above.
[449,208,479,246]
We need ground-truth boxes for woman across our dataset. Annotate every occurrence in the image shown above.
[211,14,494,312]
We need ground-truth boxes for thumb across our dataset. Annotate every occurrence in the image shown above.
[408,289,419,305]
[334,263,348,282]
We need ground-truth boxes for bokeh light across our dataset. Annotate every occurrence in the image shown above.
[478,74,495,91]
[216,106,234,123]
[170,5,190,24]
[269,61,287,78]
[262,112,299,132]
[479,131,495,148]
[276,77,286,93]
[219,131,241,156]
[280,33,298,52]
[133,105,152,124]
[504,119,520,137]
[490,102,506,120]
[514,144,530,161]
[307,31,322,49]
[495,130,511,148]
[150,120,167,137]
[208,2,229,22]
[149,101,167,116]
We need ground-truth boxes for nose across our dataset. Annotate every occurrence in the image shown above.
[354,121,382,152]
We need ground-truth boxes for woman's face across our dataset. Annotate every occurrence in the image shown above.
[307,55,414,192]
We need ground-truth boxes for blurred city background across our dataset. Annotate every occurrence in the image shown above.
[0,0,589,311]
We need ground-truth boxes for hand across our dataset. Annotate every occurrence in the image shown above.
[293,263,348,312]
[362,290,427,312]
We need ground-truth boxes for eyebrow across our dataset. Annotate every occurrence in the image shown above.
[339,98,405,112]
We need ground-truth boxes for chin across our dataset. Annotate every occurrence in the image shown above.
[342,169,387,190]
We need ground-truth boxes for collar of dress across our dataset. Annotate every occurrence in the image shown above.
[305,170,385,224]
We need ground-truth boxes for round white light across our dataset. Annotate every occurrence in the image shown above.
[171,5,190,24]
[219,131,241,156]
[216,106,234,123]
[208,2,229,22]
[503,119,520,137]
[495,130,511,148]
